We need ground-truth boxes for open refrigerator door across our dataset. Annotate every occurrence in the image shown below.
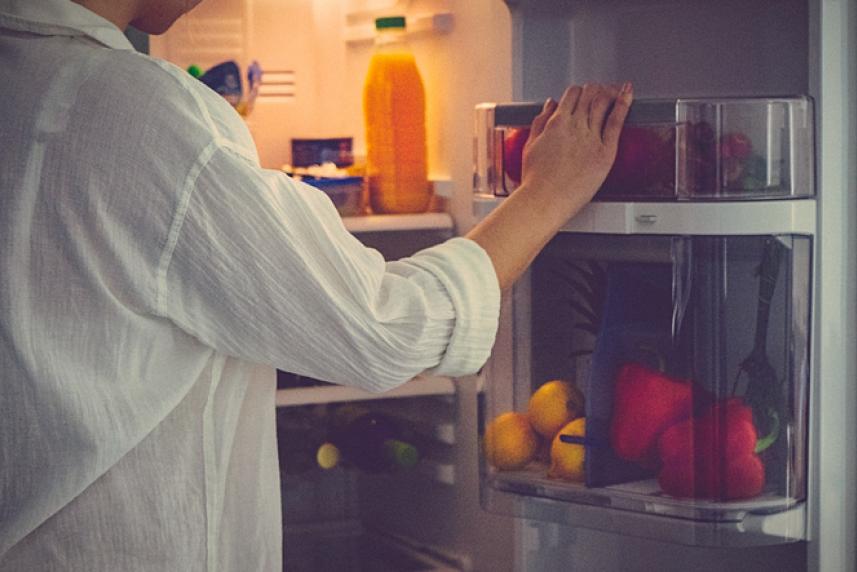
[472,0,856,570]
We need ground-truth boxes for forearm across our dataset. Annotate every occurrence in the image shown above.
[465,182,589,291]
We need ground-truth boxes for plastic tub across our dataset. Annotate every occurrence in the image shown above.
[305,177,364,217]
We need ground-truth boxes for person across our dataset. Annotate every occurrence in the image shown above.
[0,0,632,569]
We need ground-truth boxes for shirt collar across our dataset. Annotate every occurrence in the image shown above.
[0,0,135,51]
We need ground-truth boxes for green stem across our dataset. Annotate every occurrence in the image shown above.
[754,409,780,453]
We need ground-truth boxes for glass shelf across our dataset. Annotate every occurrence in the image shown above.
[342,212,453,234]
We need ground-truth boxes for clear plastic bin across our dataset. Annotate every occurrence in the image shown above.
[479,233,811,546]
[473,97,814,201]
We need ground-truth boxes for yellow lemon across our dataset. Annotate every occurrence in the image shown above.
[484,412,539,471]
[527,380,585,439]
[548,417,586,481]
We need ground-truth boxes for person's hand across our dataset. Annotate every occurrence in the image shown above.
[519,82,633,211]
[466,82,633,291]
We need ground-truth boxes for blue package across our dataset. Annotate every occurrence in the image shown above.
[199,61,243,106]
[247,60,262,93]
[585,262,677,487]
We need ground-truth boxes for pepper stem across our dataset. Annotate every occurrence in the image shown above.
[755,408,780,453]
[636,344,667,373]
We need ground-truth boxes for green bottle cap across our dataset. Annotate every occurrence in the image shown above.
[375,16,406,30]
[383,439,419,469]
[317,443,340,470]
[187,64,203,79]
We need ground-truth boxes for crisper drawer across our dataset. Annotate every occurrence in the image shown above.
[474,97,814,201]
[478,233,812,547]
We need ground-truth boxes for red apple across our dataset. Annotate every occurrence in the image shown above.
[601,126,667,194]
[503,127,530,184]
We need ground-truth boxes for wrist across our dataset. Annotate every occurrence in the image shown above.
[515,179,591,228]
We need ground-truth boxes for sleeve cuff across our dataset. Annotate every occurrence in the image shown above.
[405,237,501,377]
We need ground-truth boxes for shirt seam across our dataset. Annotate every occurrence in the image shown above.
[155,140,220,316]
[144,57,258,163]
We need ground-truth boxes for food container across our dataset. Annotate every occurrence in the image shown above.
[304,176,364,217]
[291,138,354,168]
[474,97,814,201]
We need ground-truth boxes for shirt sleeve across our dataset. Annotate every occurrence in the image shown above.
[159,143,500,392]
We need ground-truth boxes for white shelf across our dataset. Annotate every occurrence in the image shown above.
[343,212,453,234]
[474,195,817,236]
[487,470,807,546]
[275,374,455,407]
[344,12,454,44]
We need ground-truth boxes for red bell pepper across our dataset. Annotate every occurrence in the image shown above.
[610,363,694,467]
[657,398,765,500]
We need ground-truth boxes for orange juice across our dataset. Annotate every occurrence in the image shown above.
[363,18,430,214]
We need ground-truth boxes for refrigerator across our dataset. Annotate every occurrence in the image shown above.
[146,0,857,570]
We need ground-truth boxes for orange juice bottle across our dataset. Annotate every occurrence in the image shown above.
[363,16,430,214]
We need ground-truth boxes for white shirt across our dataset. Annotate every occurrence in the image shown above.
[0,1,500,570]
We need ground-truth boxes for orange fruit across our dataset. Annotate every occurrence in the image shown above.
[527,380,585,438]
[548,417,586,481]
[484,412,540,471]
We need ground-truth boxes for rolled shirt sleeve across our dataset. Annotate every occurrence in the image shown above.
[160,143,500,392]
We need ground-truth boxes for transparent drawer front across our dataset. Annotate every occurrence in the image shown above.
[473,97,814,201]
[479,234,811,546]
[676,98,813,199]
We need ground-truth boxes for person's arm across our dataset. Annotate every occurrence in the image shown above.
[467,82,633,291]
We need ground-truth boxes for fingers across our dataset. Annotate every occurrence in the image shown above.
[603,82,634,147]
[557,85,583,115]
[572,84,600,123]
[529,98,557,139]
[553,81,632,145]
[589,85,620,135]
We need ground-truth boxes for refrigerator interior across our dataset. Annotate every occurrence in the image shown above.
[150,0,513,232]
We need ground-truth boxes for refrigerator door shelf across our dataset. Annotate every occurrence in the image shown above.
[481,485,805,548]
[489,470,799,522]
[475,97,814,202]
[478,233,812,547]
[473,196,816,236]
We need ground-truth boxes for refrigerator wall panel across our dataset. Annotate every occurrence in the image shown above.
[812,0,857,570]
